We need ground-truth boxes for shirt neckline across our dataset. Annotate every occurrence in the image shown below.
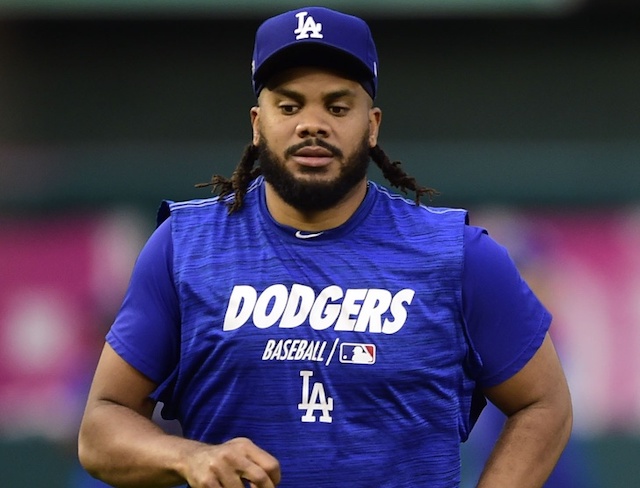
[256,177,377,243]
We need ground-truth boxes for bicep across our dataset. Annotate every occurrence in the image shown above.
[86,342,158,419]
[482,332,570,416]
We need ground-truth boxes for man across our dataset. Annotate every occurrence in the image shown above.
[78,6,572,488]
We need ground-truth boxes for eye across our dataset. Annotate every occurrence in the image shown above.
[279,103,299,115]
[328,105,349,116]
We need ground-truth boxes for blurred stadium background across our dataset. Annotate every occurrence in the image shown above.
[1,0,639,486]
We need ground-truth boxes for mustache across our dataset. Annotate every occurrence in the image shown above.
[284,138,344,159]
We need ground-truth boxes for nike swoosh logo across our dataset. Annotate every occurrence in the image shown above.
[295,230,324,239]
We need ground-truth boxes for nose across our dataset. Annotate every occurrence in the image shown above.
[296,108,330,139]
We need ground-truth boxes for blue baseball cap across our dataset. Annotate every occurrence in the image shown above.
[252,7,379,99]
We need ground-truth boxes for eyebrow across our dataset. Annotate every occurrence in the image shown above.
[272,87,356,104]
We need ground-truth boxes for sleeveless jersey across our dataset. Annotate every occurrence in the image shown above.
[108,177,551,487]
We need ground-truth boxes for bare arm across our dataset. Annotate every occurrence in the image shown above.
[78,343,281,488]
[476,332,573,488]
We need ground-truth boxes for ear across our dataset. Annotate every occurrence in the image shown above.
[368,107,382,147]
[250,106,261,146]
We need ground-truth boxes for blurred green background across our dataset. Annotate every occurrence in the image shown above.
[1,0,639,486]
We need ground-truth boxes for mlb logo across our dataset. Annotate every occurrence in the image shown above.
[340,343,376,365]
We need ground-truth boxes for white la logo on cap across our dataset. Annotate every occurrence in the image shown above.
[294,11,323,40]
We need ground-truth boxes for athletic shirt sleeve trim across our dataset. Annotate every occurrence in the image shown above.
[462,225,551,388]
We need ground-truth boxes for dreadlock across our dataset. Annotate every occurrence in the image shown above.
[196,143,437,214]
[369,144,438,204]
[195,143,261,214]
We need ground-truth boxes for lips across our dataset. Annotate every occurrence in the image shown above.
[294,146,334,157]
[292,146,335,167]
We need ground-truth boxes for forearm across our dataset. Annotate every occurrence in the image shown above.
[476,402,572,488]
[78,400,199,488]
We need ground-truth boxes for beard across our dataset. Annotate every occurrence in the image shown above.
[257,134,371,213]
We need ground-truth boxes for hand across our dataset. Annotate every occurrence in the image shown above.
[183,437,281,488]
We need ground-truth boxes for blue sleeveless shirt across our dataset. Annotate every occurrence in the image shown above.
[152,178,479,486]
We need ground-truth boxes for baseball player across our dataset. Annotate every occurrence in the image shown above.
[78,6,572,488]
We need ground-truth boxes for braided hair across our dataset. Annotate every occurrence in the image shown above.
[195,143,437,214]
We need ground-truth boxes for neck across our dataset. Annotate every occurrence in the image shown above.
[264,179,368,232]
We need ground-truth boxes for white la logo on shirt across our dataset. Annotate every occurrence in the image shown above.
[298,370,333,423]
[294,11,323,40]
